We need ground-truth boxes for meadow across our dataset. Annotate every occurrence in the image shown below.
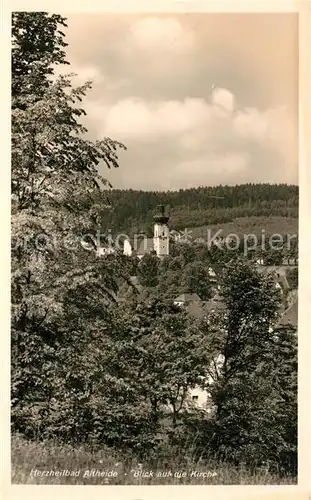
[188,216,298,240]
[11,434,297,486]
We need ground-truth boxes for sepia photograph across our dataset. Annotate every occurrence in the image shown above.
[9,7,303,489]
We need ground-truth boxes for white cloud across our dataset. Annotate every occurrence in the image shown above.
[97,89,290,155]
[58,14,297,189]
[211,87,235,112]
[158,152,250,191]
[129,16,195,53]
[99,97,211,139]
[233,105,293,149]
[82,87,295,188]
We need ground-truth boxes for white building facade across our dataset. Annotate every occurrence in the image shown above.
[123,205,170,259]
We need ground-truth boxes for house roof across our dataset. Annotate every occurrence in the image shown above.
[97,246,115,256]
[186,300,205,317]
[174,293,201,302]
[127,275,143,292]
[285,271,298,290]
[256,265,295,290]
[278,298,298,328]
[276,274,290,290]
[184,297,226,318]
[208,267,217,277]
[257,265,296,276]
[129,275,140,286]
[204,297,226,313]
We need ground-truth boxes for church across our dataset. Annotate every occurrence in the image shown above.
[123,204,170,259]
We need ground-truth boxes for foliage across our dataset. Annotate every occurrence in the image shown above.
[11,12,297,479]
[286,267,298,289]
[199,259,297,474]
[12,297,214,456]
[11,12,128,438]
[91,299,212,450]
[181,261,212,300]
[12,12,69,101]
[136,253,159,287]
[99,184,298,235]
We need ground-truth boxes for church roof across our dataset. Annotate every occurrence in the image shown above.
[153,214,169,224]
[153,204,170,224]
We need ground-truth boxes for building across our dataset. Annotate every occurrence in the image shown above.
[122,204,170,260]
[204,290,225,311]
[187,354,225,413]
[277,292,298,328]
[256,265,296,295]
[123,238,133,257]
[94,205,170,259]
[173,290,226,317]
[153,204,170,258]
[173,293,201,307]
[186,387,213,412]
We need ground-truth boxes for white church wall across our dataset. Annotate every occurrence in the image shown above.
[153,222,169,257]
[123,239,133,256]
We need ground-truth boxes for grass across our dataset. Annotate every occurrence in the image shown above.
[11,434,297,485]
[188,216,298,240]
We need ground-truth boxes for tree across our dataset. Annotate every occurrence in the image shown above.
[181,261,212,300]
[158,255,171,275]
[11,16,126,332]
[286,267,298,289]
[12,12,69,103]
[177,242,196,264]
[267,324,297,472]
[136,253,159,287]
[100,185,298,237]
[156,270,182,299]
[264,248,284,266]
[168,255,185,271]
[203,258,297,474]
[23,297,213,453]
[104,300,211,436]
[11,12,128,436]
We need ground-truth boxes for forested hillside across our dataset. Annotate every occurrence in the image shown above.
[100,184,299,235]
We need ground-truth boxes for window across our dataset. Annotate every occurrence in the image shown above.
[192,395,198,401]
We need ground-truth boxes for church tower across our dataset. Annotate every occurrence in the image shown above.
[153,204,170,258]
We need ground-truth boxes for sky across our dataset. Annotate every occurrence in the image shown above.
[60,13,298,191]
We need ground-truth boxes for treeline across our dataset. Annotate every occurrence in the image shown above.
[100,184,299,234]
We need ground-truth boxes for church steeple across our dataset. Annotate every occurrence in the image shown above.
[153,204,170,224]
[153,205,170,258]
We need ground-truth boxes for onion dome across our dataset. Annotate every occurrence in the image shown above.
[153,204,169,224]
